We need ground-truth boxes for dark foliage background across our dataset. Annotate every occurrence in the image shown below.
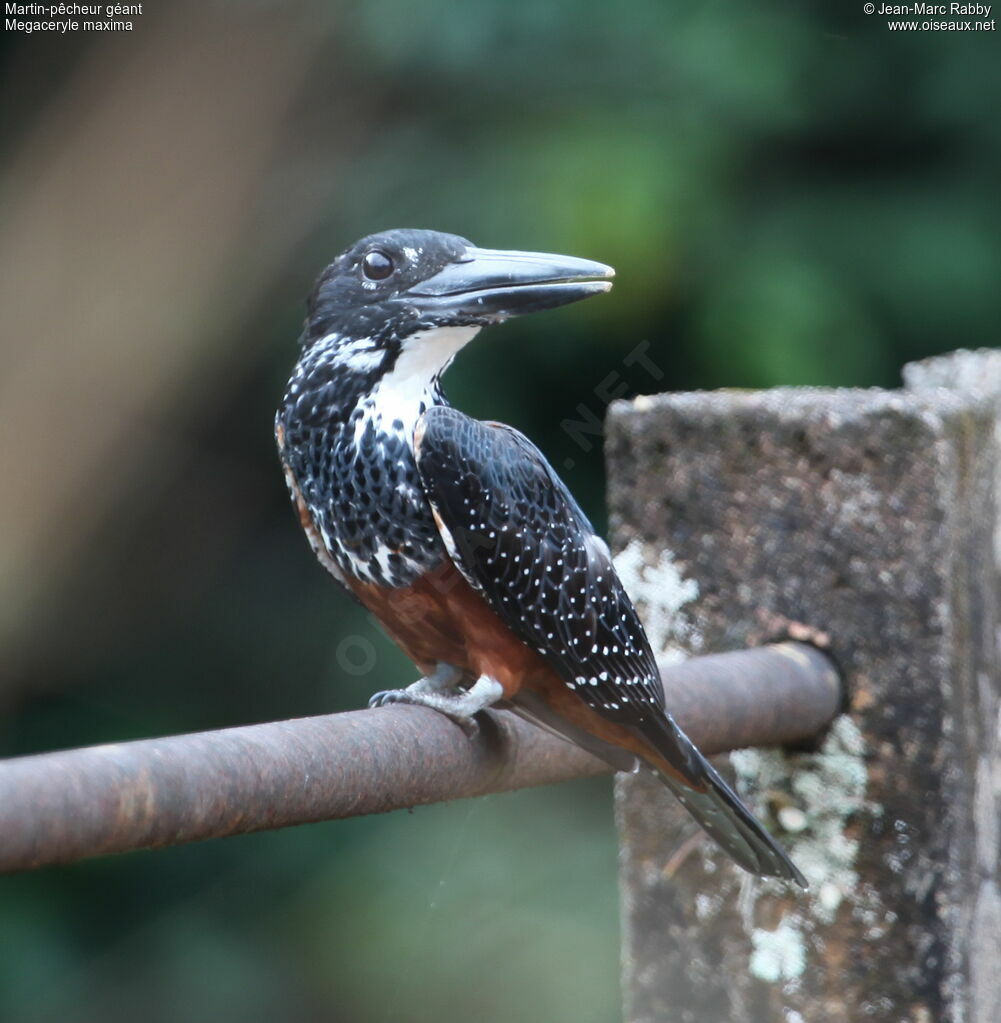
[0,2,997,1020]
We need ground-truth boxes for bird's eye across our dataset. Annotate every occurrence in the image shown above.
[362,250,394,281]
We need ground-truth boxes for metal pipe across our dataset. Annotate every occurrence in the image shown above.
[0,642,841,873]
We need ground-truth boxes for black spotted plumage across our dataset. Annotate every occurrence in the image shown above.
[276,335,448,588]
[416,405,806,884]
[416,406,667,720]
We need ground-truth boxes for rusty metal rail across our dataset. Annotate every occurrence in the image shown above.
[0,642,841,873]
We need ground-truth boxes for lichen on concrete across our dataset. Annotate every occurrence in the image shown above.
[613,539,701,660]
[749,917,807,984]
[615,536,884,981]
[734,716,877,915]
[733,714,887,987]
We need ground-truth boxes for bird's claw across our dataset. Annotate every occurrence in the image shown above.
[367,689,409,708]
[367,688,482,737]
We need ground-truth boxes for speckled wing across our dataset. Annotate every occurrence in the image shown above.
[414,404,806,886]
[415,405,670,722]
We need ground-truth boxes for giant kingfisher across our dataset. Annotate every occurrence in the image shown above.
[275,228,804,885]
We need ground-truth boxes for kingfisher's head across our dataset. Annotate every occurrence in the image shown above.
[304,228,613,344]
[283,229,613,428]
[299,226,612,372]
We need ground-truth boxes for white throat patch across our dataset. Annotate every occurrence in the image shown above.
[391,325,480,396]
[359,325,480,442]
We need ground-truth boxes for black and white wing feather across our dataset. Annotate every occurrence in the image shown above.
[415,405,805,886]
[416,407,667,724]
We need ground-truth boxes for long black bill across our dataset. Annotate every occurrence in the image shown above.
[409,246,614,319]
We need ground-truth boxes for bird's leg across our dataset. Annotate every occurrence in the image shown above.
[368,662,464,708]
[369,673,504,732]
[408,662,467,695]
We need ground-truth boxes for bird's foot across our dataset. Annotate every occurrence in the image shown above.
[368,674,504,737]
[368,662,464,709]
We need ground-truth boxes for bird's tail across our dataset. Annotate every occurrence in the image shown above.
[635,716,807,887]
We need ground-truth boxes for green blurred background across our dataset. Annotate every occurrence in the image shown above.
[0,2,997,1020]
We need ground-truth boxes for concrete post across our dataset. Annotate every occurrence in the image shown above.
[608,351,1000,1022]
